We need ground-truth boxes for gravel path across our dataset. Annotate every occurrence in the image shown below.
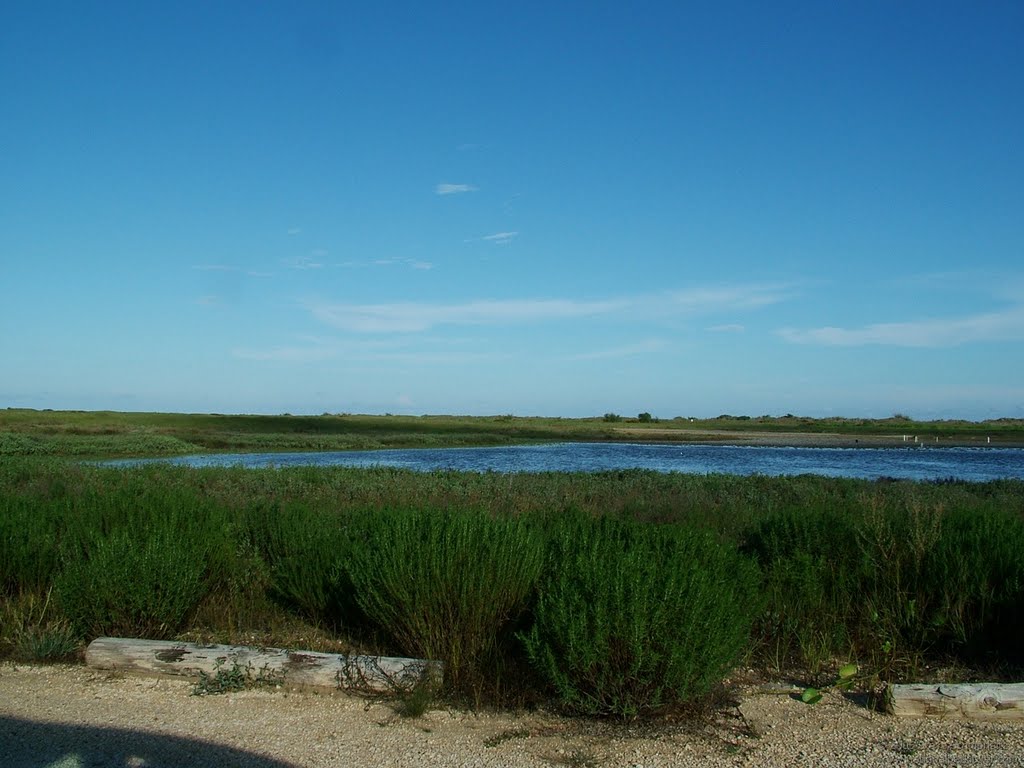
[3,664,1024,767]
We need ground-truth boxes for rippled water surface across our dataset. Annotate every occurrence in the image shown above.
[111,442,1024,482]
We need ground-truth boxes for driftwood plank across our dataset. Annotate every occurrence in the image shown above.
[85,637,441,693]
[886,683,1024,720]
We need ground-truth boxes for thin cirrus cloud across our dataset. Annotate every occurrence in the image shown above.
[778,305,1024,347]
[283,253,325,270]
[482,231,518,244]
[232,339,507,365]
[305,283,793,334]
[436,183,477,195]
[338,257,434,271]
[666,284,795,312]
[570,339,669,361]
[192,264,273,278]
[707,324,746,333]
[308,297,627,333]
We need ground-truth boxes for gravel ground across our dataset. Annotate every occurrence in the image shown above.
[3,664,1024,767]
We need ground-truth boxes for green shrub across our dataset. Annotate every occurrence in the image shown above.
[922,508,1024,661]
[746,497,1024,675]
[742,508,863,670]
[14,620,79,662]
[0,496,63,596]
[521,516,760,718]
[346,508,544,694]
[246,502,355,628]
[56,530,210,639]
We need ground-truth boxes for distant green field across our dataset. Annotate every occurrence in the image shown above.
[2,408,1023,458]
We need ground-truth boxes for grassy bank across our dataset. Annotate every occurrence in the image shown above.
[3,457,1023,715]
[3,408,1023,458]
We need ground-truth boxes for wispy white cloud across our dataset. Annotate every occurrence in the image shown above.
[339,257,434,271]
[193,264,273,278]
[778,305,1024,347]
[195,295,219,306]
[571,339,668,360]
[305,283,792,334]
[193,264,233,272]
[436,183,477,195]
[667,284,794,312]
[232,336,506,364]
[707,324,745,333]
[233,345,340,362]
[308,297,627,333]
[284,253,324,270]
[287,227,302,236]
[482,231,518,245]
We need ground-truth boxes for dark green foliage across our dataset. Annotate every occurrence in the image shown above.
[743,492,1024,675]
[0,496,63,596]
[522,516,760,718]
[56,530,210,639]
[245,502,355,628]
[2,456,1024,706]
[918,508,1024,662]
[346,508,544,693]
[14,621,79,662]
[743,508,864,669]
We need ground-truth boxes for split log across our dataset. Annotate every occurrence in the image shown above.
[885,683,1024,721]
[85,637,441,693]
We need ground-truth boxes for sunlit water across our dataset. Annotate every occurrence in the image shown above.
[107,442,1024,482]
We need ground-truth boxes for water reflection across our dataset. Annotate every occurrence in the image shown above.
[107,442,1024,482]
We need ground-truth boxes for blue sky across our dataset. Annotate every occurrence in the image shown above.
[2,1,1022,419]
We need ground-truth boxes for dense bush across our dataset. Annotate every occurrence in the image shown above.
[522,516,760,718]
[742,508,864,670]
[245,502,355,628]
[0,496,63,597]
[919,508,1024,662]
[346,508,544,693]
[55,530,210,639]
[2,458,1023,707]
[744,497,1024,674]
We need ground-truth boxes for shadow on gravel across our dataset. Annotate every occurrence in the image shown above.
[0,715,297,767]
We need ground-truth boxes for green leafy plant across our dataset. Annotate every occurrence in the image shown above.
[521,515,760,719]
[800,663,859,705]
[192,658,285,696]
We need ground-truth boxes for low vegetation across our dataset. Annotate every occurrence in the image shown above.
[1,408,1023,718]
[2,408,1022,459]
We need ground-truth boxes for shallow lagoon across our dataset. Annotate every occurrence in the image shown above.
[109,442,1024,482]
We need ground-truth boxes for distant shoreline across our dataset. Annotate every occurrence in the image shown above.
[611,428,1024,449]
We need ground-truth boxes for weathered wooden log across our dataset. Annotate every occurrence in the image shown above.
[886,683,1024,720]
[86,637,441,693]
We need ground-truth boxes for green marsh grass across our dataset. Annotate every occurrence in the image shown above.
[1,456,1023,713]
[4,408,1023,460]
